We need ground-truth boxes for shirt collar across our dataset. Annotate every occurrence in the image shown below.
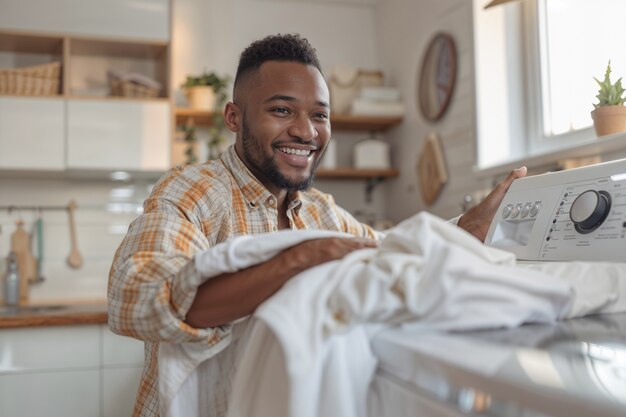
[220,145,302,212]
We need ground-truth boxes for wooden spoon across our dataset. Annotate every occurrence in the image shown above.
[66,200,83,269]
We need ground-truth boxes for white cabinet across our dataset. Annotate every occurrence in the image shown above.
[102,328,144,417]
[0,97,65,171]
[103,367,143,417]
[67,99,171,171]
[0,370,100,417]
[0,324,144,417]
[0,0,170,41]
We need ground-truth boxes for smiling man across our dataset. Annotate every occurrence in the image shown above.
[108,34,526,417]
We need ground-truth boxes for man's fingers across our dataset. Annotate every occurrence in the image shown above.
[345,237,378,249]
[492,166,527,197]
[502,166,527,188]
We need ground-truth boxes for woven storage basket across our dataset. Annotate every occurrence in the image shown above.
[109,78,160,98]
[0,61,61,96]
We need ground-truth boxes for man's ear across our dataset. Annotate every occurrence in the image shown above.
[224,102,241,133]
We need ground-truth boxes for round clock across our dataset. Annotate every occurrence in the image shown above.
[418,33,457,122]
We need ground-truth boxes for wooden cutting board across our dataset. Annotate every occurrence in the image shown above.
[10,221,36,304]
[417,133,448,206]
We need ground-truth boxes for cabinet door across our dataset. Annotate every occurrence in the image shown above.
[0,97,65,171]
[0,370,100,417]
[102,326,144,367]
[0,325,100,372]
[0,325,100,417]
[101,327,143,417]
[103,367,143,417]
[0,0,170,41]
[67,99,171,171]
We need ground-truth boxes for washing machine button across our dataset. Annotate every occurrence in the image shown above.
[502,205,513,219]
[530,203,541,217]
[520,204,531,218]
[510,204,522,218]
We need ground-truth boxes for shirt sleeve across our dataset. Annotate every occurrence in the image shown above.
[107,173,231,345]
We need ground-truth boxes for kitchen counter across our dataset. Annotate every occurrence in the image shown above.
[0,302,108,328]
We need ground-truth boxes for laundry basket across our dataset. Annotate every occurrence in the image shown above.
[109,78,160,98]
[0,61,61,95]
[108,70,161,98]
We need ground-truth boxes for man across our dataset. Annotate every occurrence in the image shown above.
[108,34,526,417]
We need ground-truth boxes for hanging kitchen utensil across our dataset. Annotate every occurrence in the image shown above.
[10,219,37,303]
[66,200,83,269]
[31,211,45,283]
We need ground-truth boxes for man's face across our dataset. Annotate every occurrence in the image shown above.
[233,61,331,194]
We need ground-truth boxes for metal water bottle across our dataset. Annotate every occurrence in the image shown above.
[4,252,20,306]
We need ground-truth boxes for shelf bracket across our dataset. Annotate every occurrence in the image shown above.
[364,177,385,203]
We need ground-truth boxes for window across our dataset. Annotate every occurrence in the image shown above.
[473,0,626,169]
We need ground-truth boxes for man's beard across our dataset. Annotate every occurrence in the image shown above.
[241,116,318,191]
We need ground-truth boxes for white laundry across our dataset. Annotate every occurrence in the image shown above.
[159,229,351,417]
[159,212,626,417]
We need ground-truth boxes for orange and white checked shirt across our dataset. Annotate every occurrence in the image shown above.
[108,145,377,417]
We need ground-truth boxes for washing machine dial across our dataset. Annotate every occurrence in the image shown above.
[569,190,612,234]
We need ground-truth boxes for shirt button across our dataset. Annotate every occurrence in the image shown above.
[267,196,276,207]
[271,225,277,231]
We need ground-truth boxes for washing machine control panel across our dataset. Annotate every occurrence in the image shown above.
[485,159,626,262]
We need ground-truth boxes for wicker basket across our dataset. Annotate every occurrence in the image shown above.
[109,77,160,98]
[0,61,61,96]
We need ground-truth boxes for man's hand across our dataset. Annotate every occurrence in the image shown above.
[457,166,527,242]
[285,236,378,269]
[186,236,377,328]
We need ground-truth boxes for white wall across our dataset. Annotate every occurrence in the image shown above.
[376,0,494,223]
[171,0,380,93]
[0,178,147,303]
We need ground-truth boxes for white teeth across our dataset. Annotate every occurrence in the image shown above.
[278,147,312,156]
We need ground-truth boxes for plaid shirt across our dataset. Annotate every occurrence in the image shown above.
[108,145,377,417]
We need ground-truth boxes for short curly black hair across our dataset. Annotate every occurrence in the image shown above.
[234,33,322,90]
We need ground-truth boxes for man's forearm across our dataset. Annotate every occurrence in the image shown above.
[185,236,378,328]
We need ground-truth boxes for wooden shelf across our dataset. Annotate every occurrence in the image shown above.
[66,95,170,103]
[316,168,399,179]
[175,108,402,132]
[176,108,214,126]
[329,114,402,132]
[0,30,64,54]
[70,37,168,59]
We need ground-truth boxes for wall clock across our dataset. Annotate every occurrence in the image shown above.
[418,32,457,122]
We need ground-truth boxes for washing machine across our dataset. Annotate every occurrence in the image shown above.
[367,160,626,416]
[368,313,626,417]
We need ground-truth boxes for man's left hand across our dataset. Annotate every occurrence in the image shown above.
[457,166,527,242]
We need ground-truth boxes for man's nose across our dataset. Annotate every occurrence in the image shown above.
[288,114,318,142]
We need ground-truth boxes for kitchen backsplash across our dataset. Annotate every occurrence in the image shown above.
[0,176,154,303]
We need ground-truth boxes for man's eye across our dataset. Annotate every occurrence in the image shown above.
[271,107,290,115]
[313,112,329,120]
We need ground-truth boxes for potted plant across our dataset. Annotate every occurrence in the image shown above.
[182,70,229,110]
[179,71,231,162]
[591,61,626,137]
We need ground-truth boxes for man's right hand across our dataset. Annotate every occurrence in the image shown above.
[186,236,377,328]
[457,166,527,242]
[285,236,378,269]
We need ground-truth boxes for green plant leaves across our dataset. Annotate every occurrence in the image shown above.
[594,60,626,108]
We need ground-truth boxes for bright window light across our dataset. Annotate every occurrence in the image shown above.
[540,0,626,137]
